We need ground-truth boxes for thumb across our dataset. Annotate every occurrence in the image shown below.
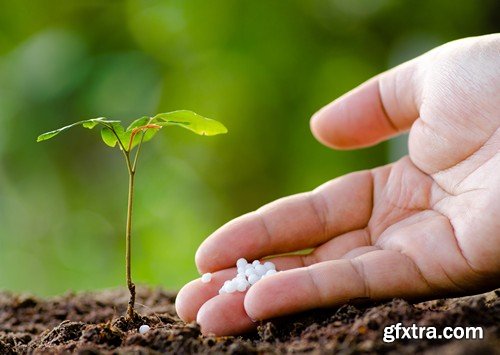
[310,57,424,149]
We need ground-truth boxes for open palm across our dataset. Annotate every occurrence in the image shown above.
[176,34,500,335]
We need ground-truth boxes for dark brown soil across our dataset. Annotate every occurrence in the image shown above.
[0,287,498,354]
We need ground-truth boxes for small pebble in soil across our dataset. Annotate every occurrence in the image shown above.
[201,273,212,283]
[139,325,150,334]
[218,259,279,294]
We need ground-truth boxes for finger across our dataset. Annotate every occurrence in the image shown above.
[311,57,424,149]
[181,232,371,334]
[197,292,254,336]
[193,249,345,336]
[244,249,432,320]
[308,229,371,261]
[182,229,371,324]
[196,171,373,273]
[175,268,237,322]
[181,229,371,327]
[269,228,371,268]
[176,257,311,323]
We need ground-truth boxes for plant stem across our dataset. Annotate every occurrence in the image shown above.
[106,125,137,318]
[125,159,136,319]
[132,117,153,172]
[132,130,147,172]
[104,124,142,318]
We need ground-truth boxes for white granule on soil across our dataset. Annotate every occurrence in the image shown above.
[139,324,150,334]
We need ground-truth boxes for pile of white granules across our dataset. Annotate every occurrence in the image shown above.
[200,258,278,294]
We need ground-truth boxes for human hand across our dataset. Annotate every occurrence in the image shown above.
[175,34,500,335]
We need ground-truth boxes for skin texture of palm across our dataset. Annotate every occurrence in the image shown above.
[175,34,500,336]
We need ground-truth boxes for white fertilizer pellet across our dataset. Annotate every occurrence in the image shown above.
[201,273,212,283]
[244,268,255,277]
[139,325,150,334]
[236,258,248,268]
[236,279,249,292]
[254,264,267,276]
[265,269,277,276]
[263,261,276,271]
[224,280,237,293]
[247,273,260,285]
[218,259,279,294]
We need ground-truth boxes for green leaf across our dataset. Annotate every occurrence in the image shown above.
[136,126,159,146]
[36,117,120,142]
[152,110,228,136]
[128,126,161,151]
[100,127,117,147]
[82,121,100,129]
[126,116,150,131]
[156,121,190,128]
[109,122,127,149]
[122,116,160,151]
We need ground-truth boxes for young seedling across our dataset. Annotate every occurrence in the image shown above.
[37,110,227,319]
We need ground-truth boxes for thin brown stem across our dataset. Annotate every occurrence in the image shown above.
[125,167,136,319]
[103,123,137,318]
[132,130,147,173]
[107,122,162,319]
[130,123,161,172]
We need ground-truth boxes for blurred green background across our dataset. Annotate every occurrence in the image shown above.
[0,0,498,296]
